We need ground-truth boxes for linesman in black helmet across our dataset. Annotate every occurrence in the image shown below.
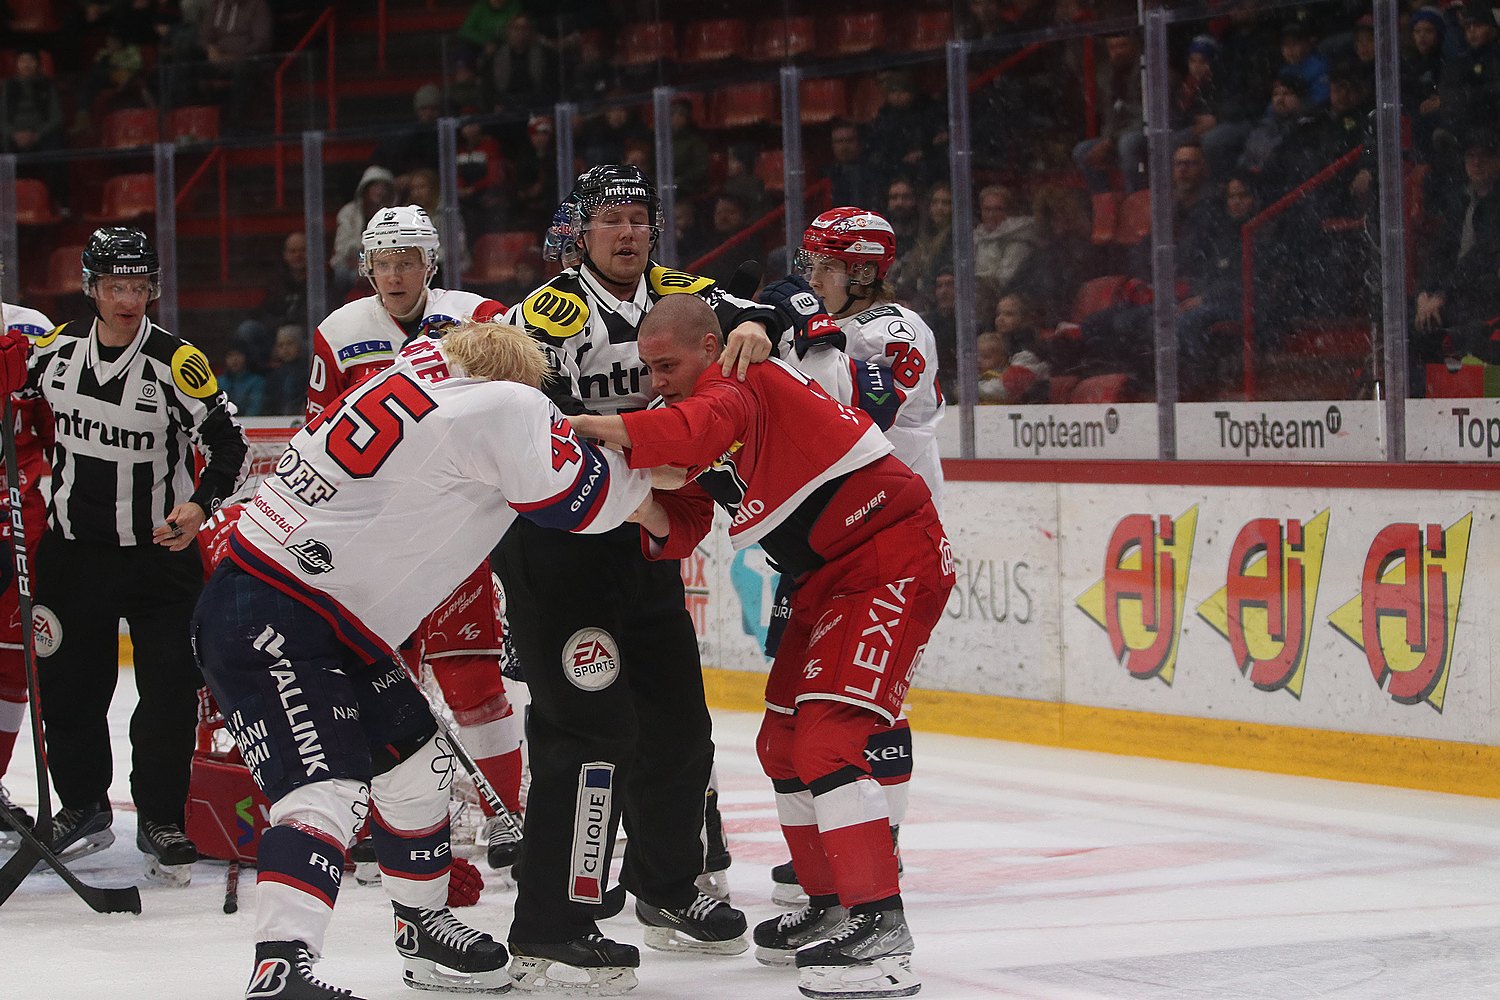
[12,227,248,885]
[494,165,787,994]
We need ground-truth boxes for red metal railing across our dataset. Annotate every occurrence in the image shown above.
[967,42,1046,93]
[274,6,338,207]
[686,179,833,276]
[1239,146,1363,399]
[175,147,230,283]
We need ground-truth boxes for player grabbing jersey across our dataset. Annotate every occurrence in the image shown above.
[0,299,53,844]
[190,322,653,1000]
[308,204,524,871]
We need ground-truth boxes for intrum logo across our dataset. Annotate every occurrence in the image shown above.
[1076,507,1199,684]
[1328,515,1471,711]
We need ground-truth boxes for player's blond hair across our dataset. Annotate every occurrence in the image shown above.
[443,320,550,388]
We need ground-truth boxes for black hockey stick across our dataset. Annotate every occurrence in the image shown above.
[0,797,141,913]
[223,859,240,914]
[419,692,525,844]
[726,260,764,301]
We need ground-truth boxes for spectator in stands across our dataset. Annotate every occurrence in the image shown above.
[578,96,650,168]
[974,183,1041,299]
[457,119,509,237]
[674,199,714,269]
[977,294,1050,404]
[722,142,766,217]
[510,114,557,231]
[1263,62,1371,201]
[0,47,64,156]
[1073,32,1147,192]
[261,325,311,416]
[457,0,523,69]
[490,14,557,115]
[1404,7,1446,157]
[929,266,958,399]
[76,28,155,131]
[1021,183,1103,326]
[883,177,924,305]
[825,119,881,210]
[219,346,264,417]
[331,165,397,299]
[1177,171,1260,399]
[1414,127,1500,379]
[671,99,710,201]
[1238,72,1311,175]
[1439,1,1500,140]
[402,168,471,285]
[372,83,444,181]
[864,70,946,188]
[961,0,1007,40]
[1179,34,1252,179]
[198,0,273,131]
[1279,21,1330,108]
[237,231,320,371]
[702,192,750,283]
[900,182,954,311]
[1210,9,1284,142]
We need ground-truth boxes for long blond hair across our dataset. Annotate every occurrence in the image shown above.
[442,321,550,388]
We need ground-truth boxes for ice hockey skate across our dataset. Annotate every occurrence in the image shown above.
[246,940,372,1000]
[0,784,33,849]
[770,859,807,906]
[753,897,848,967]
[694,867,730,903]
[508,934,639,995]
[350,837,380,887]
[696,785,731,902]
[137,817,199,886]
[482,814,521,872]
[634,890,748,955]
[41,801,114,866]
[392,902,512,993]
[795,908,919,999]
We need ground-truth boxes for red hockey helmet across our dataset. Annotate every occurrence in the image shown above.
[798,207,898,283]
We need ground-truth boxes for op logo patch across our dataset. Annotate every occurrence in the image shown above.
[562,627,620,691]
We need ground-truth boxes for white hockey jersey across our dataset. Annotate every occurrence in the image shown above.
[230,336,650,662]
[780,301,946,508]
[306,287,504,419]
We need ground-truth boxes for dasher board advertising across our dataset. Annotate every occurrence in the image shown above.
[1405,398,1500,462]
[1176,400,1386,461]
[936,403,1160,459]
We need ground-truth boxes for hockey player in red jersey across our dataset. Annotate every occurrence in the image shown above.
[191,322,654,1000]
[0,299,54,844]
[308,204,524,871]
[570,295,954,1000]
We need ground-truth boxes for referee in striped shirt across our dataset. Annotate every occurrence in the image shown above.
[18,227,249,879]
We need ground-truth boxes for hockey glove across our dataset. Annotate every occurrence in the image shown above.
[0,329,30,397]
[447,856,484,907]
[759,276,846,359]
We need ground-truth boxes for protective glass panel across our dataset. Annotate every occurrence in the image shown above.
[460,108,560,303]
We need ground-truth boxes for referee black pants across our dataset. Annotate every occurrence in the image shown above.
[34,531,204,826]
[495,519,714,943]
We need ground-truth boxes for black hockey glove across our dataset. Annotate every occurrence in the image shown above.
[759,276,846,360]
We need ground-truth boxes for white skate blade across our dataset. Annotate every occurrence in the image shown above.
[640,925,748,956]
[772,882,808,907]
[694,869,731,903]
[797,955,920,999]
[402,956,513,993]
[143,855,193,887]
[755,945,798,968]
[35,829,115,871]
[354,859,382,887]
[508,955,638,996]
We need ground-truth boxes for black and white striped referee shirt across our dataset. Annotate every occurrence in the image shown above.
[24,318,249,546]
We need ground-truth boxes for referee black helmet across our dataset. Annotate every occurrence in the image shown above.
[82,226,162,301]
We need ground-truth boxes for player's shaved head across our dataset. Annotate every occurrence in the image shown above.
[639,293,721,351]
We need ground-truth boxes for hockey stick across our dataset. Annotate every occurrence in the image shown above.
[419,694,525,844]
[223,859,240,914]
[0,797,141,913]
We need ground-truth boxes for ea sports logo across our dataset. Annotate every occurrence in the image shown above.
[31,605,61,658]
[563,627,620,691]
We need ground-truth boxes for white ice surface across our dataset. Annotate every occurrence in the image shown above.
[3,681,1500,999]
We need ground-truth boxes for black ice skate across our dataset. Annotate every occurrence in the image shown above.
[392,902,511,993]
[695,786,731,902]
[508,934,639,996]
[771,858,806,907]
[350,837,380,886]
[137,817,199,886]
[0,784,34,849]
[246,940,371,1000]
[483,814,521,872]
[753,896,848,967]
[795,908,919,999]
[634,890,748,955]
[45,800,114,864]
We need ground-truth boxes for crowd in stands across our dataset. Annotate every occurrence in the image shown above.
[6,0,1499,408]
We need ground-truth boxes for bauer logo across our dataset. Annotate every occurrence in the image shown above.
[1327,515,1471,712]
[31,605,61,657]
[562,627,620,691]
[1196,511,1330,697]
[1075,507,1199,684]
[569,762,614,903]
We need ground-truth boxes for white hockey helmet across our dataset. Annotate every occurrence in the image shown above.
[359,204,441,280]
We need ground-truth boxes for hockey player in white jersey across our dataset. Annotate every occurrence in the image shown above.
[190,321,654,1000]
[309,203,526,874]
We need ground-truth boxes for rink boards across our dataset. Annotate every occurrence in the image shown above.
[689,460,1500,798]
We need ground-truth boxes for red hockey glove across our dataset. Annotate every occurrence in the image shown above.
[447,856,484,907]
[0,329,31,397]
